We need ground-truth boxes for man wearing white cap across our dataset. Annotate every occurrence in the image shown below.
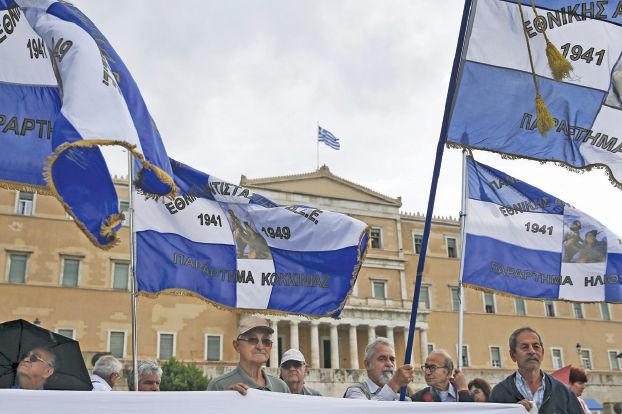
[208,315,289,394]
[279,349,322,396]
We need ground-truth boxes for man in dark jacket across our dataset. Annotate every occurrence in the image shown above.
[490,327,583,414]
[411,349,474,402]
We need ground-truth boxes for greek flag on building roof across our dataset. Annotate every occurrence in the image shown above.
[463,157,622,303]
[447,0,622,189]
[318,126,340,150]
[0,0,176,249]
[134,160,369,317]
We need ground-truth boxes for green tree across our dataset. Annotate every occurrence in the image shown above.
[160,357,210,391]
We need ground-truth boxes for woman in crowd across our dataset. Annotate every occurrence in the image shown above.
[569,367,591,414]
[467,378,491,402]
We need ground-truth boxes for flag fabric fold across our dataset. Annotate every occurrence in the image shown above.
[462,157,622,303]
[447,0,622,188]
[134,160,369,317]
[1,0,176,249]
[318,126,340,150]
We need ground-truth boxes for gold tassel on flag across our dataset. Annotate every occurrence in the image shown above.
[530,1,573,81]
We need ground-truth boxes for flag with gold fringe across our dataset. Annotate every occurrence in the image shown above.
[0,0,176,249]
[447,0,622,188]
[463,157,622,303]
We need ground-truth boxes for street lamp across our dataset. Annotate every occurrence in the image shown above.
[33,317,41,326]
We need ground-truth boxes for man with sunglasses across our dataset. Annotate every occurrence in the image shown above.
[411,349,474,402]
[14,347,56,390]
[279,348,321,396]
[208,316,289,394]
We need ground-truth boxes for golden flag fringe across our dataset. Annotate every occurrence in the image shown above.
[529,0,573,80]
[517,0,554,136]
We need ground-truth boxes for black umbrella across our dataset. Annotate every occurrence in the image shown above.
[0,319,92,390]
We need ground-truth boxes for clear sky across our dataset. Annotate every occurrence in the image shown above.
[74,0,622,236]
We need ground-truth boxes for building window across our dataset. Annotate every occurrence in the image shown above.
[16,191,34,216]
[490,346,502,368]
[551,348,564,369]
[461,345,470,367]
[370,227,382,249]
[609,351,621,371]
[57,328,75,339]
[419,285,431,310]
[372,280,387,299]
[544,300,556,317]
[205,335,222,361]
[580,350,592,370]
[427,343,435,356]
[450,287,460,312]
[600,303,611,321]
[413,233,423,254]
[7,253,28,283]
[483,292,496,314]
[108,331,126,358]
[119,200,130,226]
[445,237,458,258]
[112,261,130,290]
[573,303,584,319]
[158,333,175,360]
[515,298,527,316]
[61,257,80,287]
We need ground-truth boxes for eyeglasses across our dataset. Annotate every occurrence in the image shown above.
[237,337,273,346]
[421,364,448,373]
[21,353,53,367]
[281,361,304,369]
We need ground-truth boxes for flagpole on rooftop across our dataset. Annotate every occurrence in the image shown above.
[457,150,469,369]
[316,122,320,170]
[127,151,139,391]
[399,0,474,401]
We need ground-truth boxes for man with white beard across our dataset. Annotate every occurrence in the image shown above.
[343,337,413,400]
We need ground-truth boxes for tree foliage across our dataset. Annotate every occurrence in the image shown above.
[160,357,210,391]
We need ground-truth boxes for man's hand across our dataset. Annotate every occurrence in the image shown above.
[227,383,249,395]
[452,368,468,391]
[387,364,414,392]
[517,399,535,412]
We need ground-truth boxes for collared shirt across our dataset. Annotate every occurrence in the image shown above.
[344,377,398,401]
[430,383,458,402]
[514,370,545,410]
[300,385,322,396]
[207,364,290,393]
[91,374,112,391]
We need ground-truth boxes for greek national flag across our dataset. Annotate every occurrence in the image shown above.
[447,0,622,188]
[0,0,176,249]
[463,157,622,303]
[135,160,370,317]
[318,126,340,150]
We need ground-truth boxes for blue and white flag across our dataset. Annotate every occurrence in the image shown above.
[0,0,176,249]
[447,0,622,188]
[134,160,370,317]
[463,157,622,303]
[318,126,340,150]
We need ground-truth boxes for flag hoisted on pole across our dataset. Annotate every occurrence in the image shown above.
[446,0,622,189]
[462,157,622,303]
[318,126,341,150]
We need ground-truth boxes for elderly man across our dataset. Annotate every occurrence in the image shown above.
[91,355,123,391]
[128,360,162,391]
[279,348,321,396]
[14,347,55,390]
[208,316,289,394]
[490,327,583,413]
[411,349,474,402]
[344,337,413,400]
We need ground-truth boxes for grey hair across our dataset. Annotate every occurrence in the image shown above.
[509,327,543,353]
[93,355,122,379]
[128,360,162,389]
[429,349,454,372]
[364,337,394,365]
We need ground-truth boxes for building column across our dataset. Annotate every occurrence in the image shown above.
[310,321,320,368]
[330,323,340,369]
[290,320,299,350]
[419,327,428,364]
[270,320,279,368]
[349,324,359,369]
[368,324,376,342]
[386,325,395,346]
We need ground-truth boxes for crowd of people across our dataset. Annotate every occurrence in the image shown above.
[12,319,600,414]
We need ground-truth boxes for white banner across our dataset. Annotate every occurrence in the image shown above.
[1,388,527,414]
